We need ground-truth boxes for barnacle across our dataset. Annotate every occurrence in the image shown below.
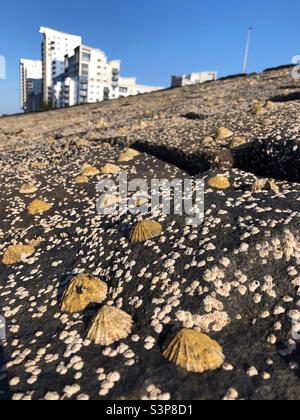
[162,329,225,373]
[61,274,108,314]
[87,305,133,345]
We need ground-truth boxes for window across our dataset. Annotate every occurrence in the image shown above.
[82,51,91,62]
[119,87,128,93]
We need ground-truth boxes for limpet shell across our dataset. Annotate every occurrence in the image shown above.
[2,244,36,265]
[208,176,230,190]
[101,163,121,175]
[87,305,133,345]
[61,274,108,314]
[129,220,163,243]
[27,199,52,215]
[163,329,225,373]
[118,148,140,162]
[19,184,38,194]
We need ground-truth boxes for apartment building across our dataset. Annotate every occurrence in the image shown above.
[39,27,82,105]
[20,27,164,112]
[53,45,121,108]
[20,59,43,112]
[171,71,217,88]
[119,77,163,97]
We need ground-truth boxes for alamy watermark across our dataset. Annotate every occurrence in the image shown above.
[291,55,300,81]
[291,313,300,342]
[0,55,6,80]
[0,316,6,341]
[96,172,205,226]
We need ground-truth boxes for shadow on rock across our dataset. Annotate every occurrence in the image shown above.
[0,345,10,400]
[233,138,300,182]
[131,141,210,176]
[269,92,300,103]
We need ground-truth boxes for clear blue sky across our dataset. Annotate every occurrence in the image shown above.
[0,0,299,115]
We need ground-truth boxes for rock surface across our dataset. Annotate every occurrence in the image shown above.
[1,65,300,400]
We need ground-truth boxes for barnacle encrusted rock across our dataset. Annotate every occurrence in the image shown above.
[81,165,100,177]
[19,184,38,194]
[118,148,140,162]
[2,244,36,265]
[129,220,163,243]
[101,163,121,174]
[162,329,225,373]
[75,175,89,184]
[208,176,230,190]
[27,199,52,215]
[216,127,233,140]
[87,305,133,345]
[61,274,108,314]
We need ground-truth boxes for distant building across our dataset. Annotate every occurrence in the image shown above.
[53,45,121,108]
[20,27,163,112]
[39,27,82,106]
[171,71,217,88]
[119,77,163,97]
[20,59,43,112]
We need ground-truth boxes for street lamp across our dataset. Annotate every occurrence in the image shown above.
[242,27,253,74]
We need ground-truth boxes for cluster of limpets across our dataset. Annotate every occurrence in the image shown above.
[3,146,227,376]
[58,216,225,374]
[61,274,133,346]
[251,179,279,194]
[60,273,224,373]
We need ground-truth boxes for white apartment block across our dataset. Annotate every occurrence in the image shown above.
[119,77,163,97]
[53,45,121,108]
[20,59,42,111]
[39,27,82,105]
[171,71,218,88]
[21,27,165,112]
